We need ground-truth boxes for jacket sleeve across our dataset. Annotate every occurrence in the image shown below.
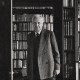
[50,31,60,71]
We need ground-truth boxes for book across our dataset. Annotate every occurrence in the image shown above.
[63,0,74,7]
[18,60,22,68]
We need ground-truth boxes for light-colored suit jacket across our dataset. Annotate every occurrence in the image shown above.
[27,29,60,80]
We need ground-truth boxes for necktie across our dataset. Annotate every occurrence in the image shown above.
[36,33,39,37]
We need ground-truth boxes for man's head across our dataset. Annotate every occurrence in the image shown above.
[32,14,44,33]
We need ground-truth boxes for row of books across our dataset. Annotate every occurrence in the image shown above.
[64,65,70,78]
[63,9,74,20]
[64,38,73,50]
[13,60,27,68]
[13,32,27,40]
[64,52,74,64]
[64,65,69,78]
[13,6,53,10]
[63,0,74,7]
[13,23,33,31]
[43,23,53,31]
[13,41,27,50]
[64,65,74,78]
[64,21,74,36]
[13,51,27,59]
[13,22,54,32]
[12,14,53,23]
[78,21,80,31]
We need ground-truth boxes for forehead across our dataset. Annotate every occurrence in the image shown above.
[32,15,44,23]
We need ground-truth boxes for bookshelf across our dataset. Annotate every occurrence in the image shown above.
[78,0,80,50]
[62,0,76,80]
[12,1,54,80]
[77,0,80,80]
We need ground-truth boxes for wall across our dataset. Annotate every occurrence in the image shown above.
[0,0,11,80]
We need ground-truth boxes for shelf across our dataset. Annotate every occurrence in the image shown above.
[78,18,80,21]
[13,21,32,23]
[63,7,75,9]
[13,68,25,70]
[78,31,80,33]
[13,58,26,61]
[13,49,27,51]
[13,31,32,32]
[64,50,74,52]
[64,35,74,38]
[63,19,75,21]
[13,40,27,41]
[13,9,54,14]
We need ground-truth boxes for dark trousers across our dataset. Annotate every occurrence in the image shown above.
[33,76,56,80]
[43,77,56,80]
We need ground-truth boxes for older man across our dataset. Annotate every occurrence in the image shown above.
[27,14,60,80]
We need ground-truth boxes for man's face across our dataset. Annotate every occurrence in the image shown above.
[33,17,44,33]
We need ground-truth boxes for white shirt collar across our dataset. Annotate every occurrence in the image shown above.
[35,30,41,35]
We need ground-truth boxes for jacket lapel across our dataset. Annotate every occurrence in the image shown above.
[38,30,48,56]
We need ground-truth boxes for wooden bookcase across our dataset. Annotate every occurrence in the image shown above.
[62,0,77,80]
[77,0,80,80]
[11,1,55,80]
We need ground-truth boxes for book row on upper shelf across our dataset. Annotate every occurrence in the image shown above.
[63,9,74,20]
[13,6,53,10]
[64,37,74,50]
[12,14,53,23]
[13,59,27,68]
[13,22,53,32]
[63,0,74,7]
[13,41,28,50]
[13,51,27,59]
[64,21,74,36]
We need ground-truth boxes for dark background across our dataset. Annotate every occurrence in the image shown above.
[0,0,11,80]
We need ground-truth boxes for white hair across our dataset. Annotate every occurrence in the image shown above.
[32,14,44,23]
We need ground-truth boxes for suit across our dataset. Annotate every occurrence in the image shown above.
[27,29,60,80]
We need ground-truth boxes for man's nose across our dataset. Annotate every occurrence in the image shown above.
[35,23,39,26]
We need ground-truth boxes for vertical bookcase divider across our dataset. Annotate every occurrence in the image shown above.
[62,0,77,80]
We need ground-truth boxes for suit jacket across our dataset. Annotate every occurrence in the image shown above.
[27,29,60,80]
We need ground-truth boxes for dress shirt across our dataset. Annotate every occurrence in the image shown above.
[35,30,41,36]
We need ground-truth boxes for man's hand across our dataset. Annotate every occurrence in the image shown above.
[53,70,60,75]
[55,70,60,75]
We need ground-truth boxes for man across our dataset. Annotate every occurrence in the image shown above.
[27,14,60,80]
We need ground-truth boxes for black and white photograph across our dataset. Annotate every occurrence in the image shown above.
[0,0,80,80]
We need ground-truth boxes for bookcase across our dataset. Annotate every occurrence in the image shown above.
[77,0,80,80]
[11,1,55,80]
[62,0,76,80]
[78,0,80,57]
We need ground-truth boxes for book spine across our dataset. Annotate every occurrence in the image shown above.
[12,15,15,21]
[18,60,22,68]
[14,60,17,68]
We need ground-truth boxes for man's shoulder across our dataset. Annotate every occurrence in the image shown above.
[43,29,53,35]
[27,31,34,36]
[27,31,34,39]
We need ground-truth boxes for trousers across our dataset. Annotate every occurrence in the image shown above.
[33,76,56,80]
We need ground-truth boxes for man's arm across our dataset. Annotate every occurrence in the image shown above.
[50,31,60,75]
